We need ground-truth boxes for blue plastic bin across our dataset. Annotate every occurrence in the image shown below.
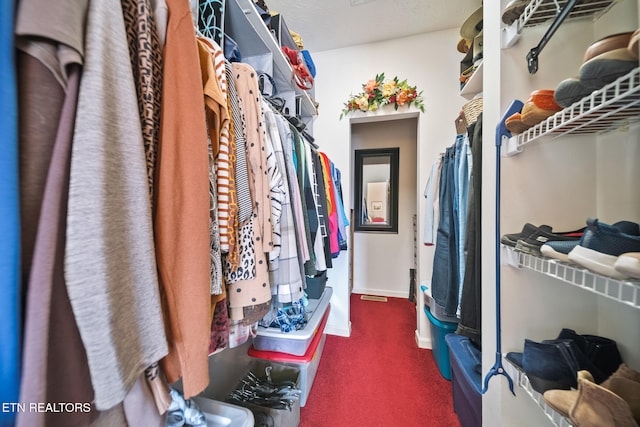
[445,333,482,427]
[424,305,458,380]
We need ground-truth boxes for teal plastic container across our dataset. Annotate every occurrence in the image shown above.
[424,305,458,380]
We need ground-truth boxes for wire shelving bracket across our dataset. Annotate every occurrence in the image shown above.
[504,358,574,427]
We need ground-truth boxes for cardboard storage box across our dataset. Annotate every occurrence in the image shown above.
[445,333,482,427]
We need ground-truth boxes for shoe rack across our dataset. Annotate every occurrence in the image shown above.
[503,360,574,427]
[484,0,640,426]
[504,67,640,155]
[504,246,640,309]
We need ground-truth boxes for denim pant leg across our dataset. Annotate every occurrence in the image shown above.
[456,135,470,316]
[431,147,459,316]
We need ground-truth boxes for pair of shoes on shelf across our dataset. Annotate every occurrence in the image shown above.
[555,30,640,108]
[501,0,528,26]
[541,218,640,280]
[501,0,566,26]
[505,89,563,135]
[501,222,584,256]
[543,365,640,426]
[505,328,623,394]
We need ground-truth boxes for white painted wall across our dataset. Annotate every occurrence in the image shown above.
[309,4,640,425]
[486,1,640,426]
[311,29,469,337]
[350,118,417,298]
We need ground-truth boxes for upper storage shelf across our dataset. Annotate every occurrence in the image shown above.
[510,0,617,31]
[225,0,318,118]
[505,67,640,154]
[502,0,618,49]
[460,60,483,100]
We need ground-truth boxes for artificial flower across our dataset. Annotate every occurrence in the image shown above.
[396,90,408,105]
[340,73,424,119]
[382,81,396,97]
[365,79,379,93]
[356,95,369,111]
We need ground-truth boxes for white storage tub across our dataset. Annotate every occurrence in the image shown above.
[191,396,254,427]
[252,286,332,356]
[248,308,329,407]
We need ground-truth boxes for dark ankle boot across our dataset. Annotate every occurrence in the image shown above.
[523,339,581,394]
[557,328,623,382]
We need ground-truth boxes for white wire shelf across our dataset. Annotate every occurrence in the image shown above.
[504,246,640,310]
[504,357,574,427]
[516,0,617,31]
[506,67,640,154]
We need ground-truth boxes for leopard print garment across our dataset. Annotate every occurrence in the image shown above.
[121,0,162,202]
[223,217,257,284]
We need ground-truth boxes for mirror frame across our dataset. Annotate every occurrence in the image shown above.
[353,147,399,233]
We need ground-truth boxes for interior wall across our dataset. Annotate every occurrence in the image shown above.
[490,1,640,426]
[311,28,468,336]
[350,119,417,297]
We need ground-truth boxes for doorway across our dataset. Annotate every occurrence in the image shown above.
[350,117,418,298]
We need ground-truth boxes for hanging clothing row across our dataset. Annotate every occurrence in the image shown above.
[8,0,347,426]
[424,113,483,346]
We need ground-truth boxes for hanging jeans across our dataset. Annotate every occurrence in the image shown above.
[431,146,459,317]
[454,134,471,316]
[457,114,483,347]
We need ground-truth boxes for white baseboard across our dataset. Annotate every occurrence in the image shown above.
[325,321,351,337]
[352,287,409,299]
[415,329,432,349]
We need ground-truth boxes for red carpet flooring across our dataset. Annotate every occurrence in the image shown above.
[300,294,461,427]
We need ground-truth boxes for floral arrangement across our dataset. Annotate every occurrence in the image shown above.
[340,73,425,119]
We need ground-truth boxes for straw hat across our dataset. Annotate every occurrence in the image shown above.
[457,38,472,54]
[460,7,483,40]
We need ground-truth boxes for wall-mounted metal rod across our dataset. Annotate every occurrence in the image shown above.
[526,0,578,74]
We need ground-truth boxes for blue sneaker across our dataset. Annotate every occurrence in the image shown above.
[568,218,640,279]
[541,240,581,262]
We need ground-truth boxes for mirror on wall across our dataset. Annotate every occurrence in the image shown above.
[353,147,399,233]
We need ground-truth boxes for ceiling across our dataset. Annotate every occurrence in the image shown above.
[264,0,483,52]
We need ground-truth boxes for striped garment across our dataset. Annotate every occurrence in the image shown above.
[263,104,303,303]
[261,101,286,264]
[221,62,240,268]
[196,36,227,295]
[274,115,310,280]
[227,72,253,224]
[306,144,327,272]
